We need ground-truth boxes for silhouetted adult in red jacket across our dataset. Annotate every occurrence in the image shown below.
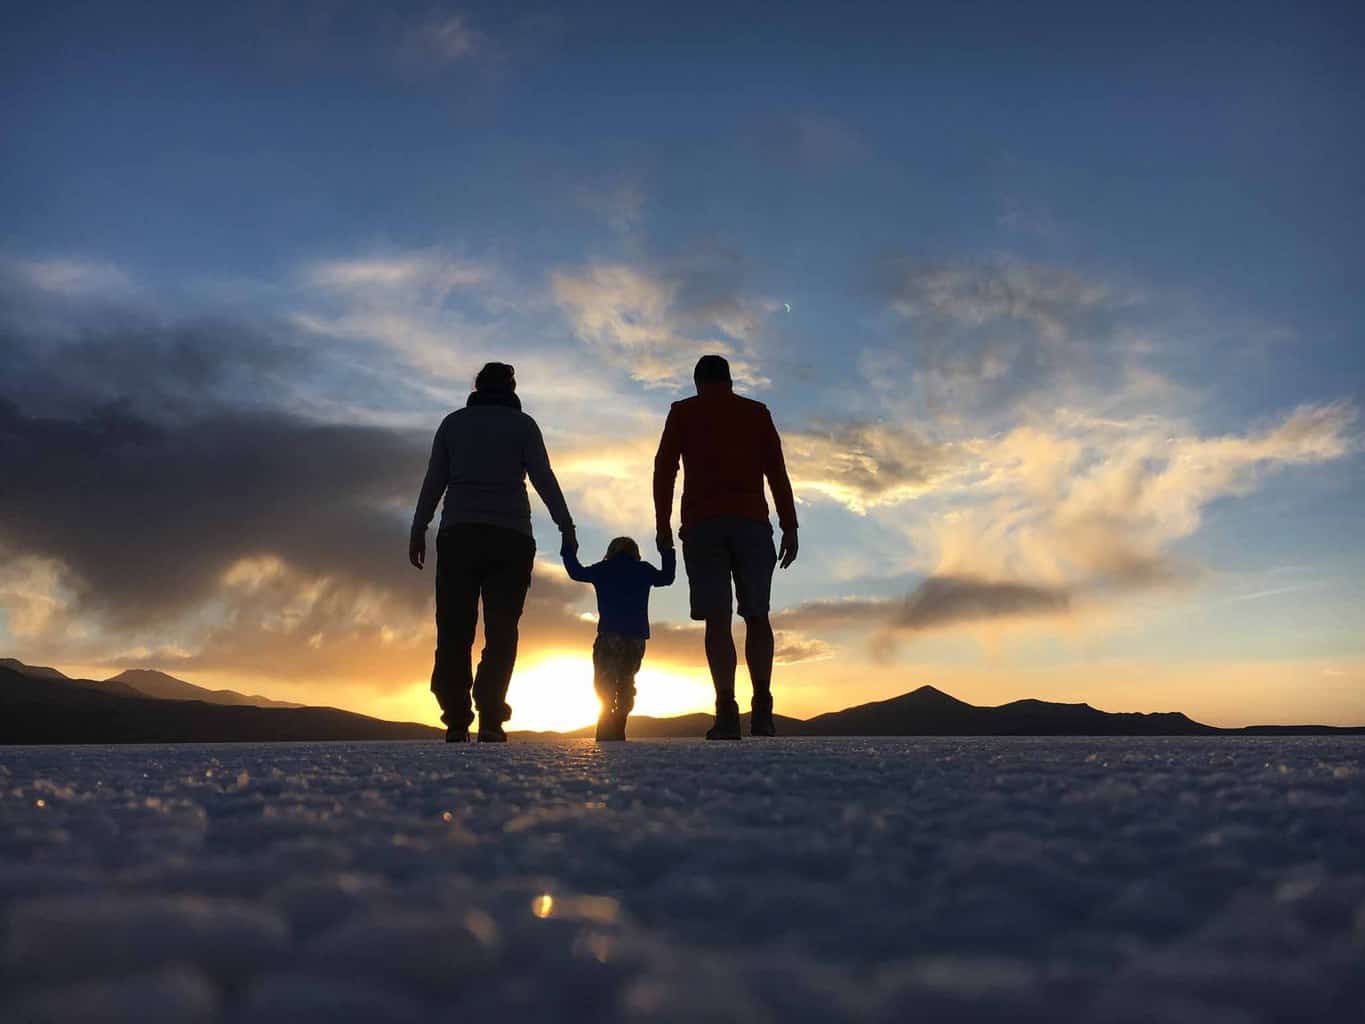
[652,355,799,739]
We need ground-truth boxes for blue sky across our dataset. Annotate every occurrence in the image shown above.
[2,0,1362,728]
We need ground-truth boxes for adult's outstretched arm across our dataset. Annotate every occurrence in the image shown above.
[652,547,677,587]
[524,419,576,538]
[652,406,682,551]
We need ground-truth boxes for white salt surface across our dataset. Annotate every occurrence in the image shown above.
[2,737,1363,1022]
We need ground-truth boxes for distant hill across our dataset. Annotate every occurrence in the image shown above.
[798,685,1219,736]
[105,668,303,708]
[0,664,439,744]
[0,657,69,681]
[515,684,1365,739]
[7,657,1362,744]
[3,658,147,699]
[2,659,302,709]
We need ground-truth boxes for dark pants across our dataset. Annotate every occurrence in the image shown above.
[431,524,535,729]
[592,631,646,716]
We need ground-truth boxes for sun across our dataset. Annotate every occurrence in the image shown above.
[504,653,714,733]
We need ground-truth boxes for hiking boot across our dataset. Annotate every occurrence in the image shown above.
[445,727,470,743]
[476,702,510,742]
[705,698,741,741]
[750,695,775,737]
[596,707,627,742]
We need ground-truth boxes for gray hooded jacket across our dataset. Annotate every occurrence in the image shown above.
[411,393,573,539]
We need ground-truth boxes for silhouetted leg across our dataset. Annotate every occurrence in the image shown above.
[591,635,617,740]
[744,613,774,710]
[619,641,644,720]
[432,531,479,731]
[472,533,534,726]
[704,614,738,709]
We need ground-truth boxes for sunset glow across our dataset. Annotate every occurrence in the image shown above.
[1,2,1362,728]
[503,655,716,733]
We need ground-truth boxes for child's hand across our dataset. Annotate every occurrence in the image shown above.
[560,525,579,557]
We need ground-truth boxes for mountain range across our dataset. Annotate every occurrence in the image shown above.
[515,684,1365,738]
[3,658,1362,744]
[0,659,438,743]
[0,659,302,707]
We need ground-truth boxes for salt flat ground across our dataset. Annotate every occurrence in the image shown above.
[1,737,1363,1023]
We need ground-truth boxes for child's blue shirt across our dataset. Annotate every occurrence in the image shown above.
[562,549,676,639]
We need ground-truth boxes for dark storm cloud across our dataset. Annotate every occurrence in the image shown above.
[0,277,741,682]
[772,597,896,633]
[0,316,310,423]
[774,575,1072,638]
[893,575,1071,630]
[0,398,428,627]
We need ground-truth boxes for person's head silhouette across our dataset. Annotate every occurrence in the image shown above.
[475,362,516,393]
[605,536,642,561]
[693,354,731,395]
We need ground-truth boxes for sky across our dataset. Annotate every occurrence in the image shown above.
[2,0,1363,730]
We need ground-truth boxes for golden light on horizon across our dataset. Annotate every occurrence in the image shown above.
[504,653,714,733]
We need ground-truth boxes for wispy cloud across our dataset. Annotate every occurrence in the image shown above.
[3,256,134,297]
[395,10,486,71]
[784,422,960,513]
[305,254,492,294]
[773,401,1357,646]
[551,261,774,387]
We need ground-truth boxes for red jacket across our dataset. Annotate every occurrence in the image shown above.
[653,388,798,537]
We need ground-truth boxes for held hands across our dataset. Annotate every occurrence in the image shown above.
[778,529,799,569]
[560,525,579,558]
[408,528,426,570]
[656,526,675,553]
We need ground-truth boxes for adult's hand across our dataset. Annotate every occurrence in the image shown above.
[656,526,675,553]
[409,529,426,570]
[778,529,798,569]
[561,525,578,557]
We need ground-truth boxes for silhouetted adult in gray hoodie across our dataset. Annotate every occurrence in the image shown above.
[410,362,576,741]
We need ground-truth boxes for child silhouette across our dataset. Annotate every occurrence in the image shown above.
[563,536,676,740]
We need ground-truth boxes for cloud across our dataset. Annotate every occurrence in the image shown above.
[784,422,960,512]
[867,257,1155,424]
[772,597,895,633]
[0,395,430,632]
[2,256,134,297]
[894,575,1070,631]
[773,632,835,664]
[889,260,1113,341]
[771,401,1357,647]
[772,574,1071,641]
[0,555,76,639]
[304,253,492,295]
[551,261,774,387]
[395,11,486,70]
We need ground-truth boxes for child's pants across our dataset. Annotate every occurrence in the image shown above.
[592,631,646,714]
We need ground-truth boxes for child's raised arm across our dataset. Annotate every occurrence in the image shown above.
[651,547,677,587]
[562,549,599,583]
